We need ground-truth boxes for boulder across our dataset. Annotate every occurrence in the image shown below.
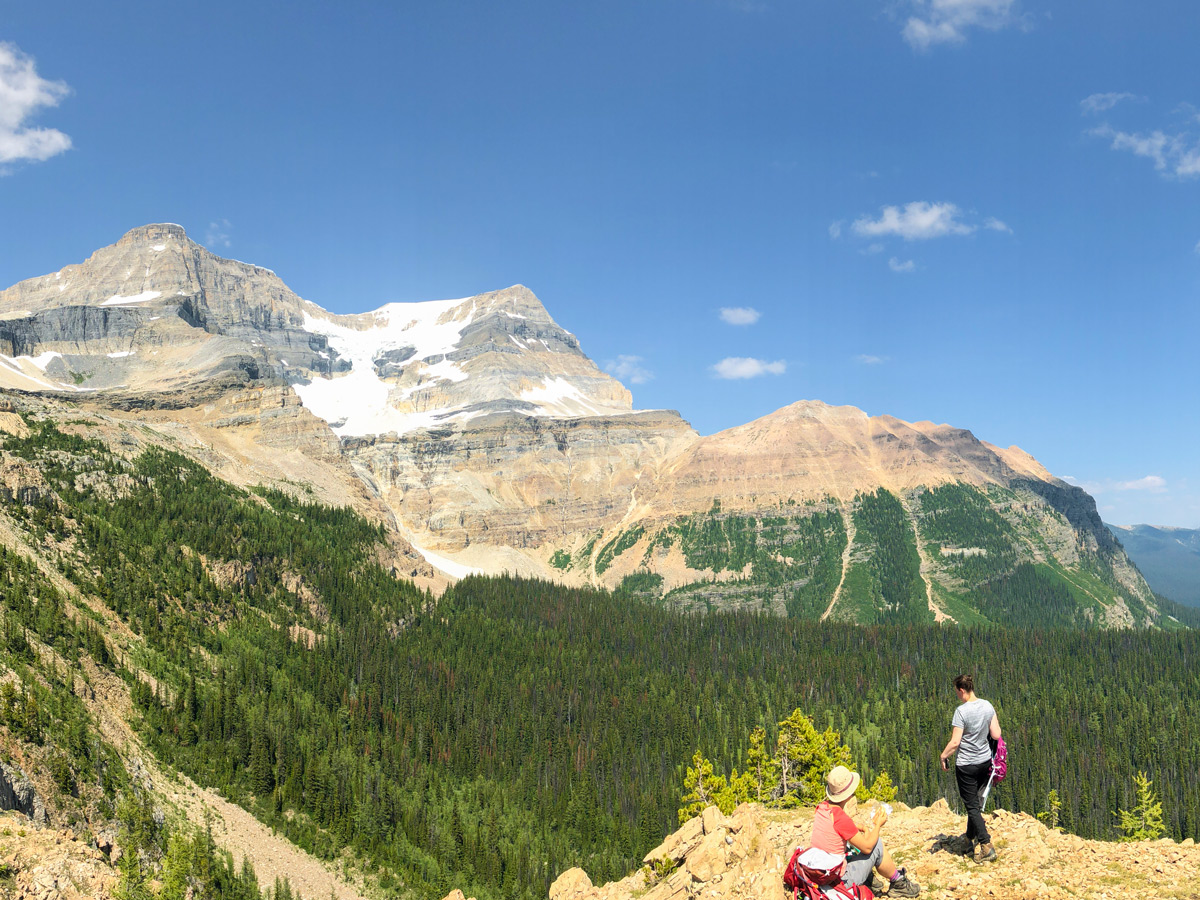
[549,867,593,900]
[685,830,728,883]
[643,813,704,865]
[701,805,728,835]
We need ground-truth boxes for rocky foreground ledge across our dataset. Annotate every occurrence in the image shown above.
[527,801,1199,900]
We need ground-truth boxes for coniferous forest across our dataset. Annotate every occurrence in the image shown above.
[2,419,1200,900]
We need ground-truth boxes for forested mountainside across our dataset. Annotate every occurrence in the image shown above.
[2,408,1199,900]
[0,225,1166,628]
[1108,523,1200,607]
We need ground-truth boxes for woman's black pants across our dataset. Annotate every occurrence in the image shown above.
[955,761,993,845]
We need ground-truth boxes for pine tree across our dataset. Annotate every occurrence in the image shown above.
[1117,771,1165,841]
[1038,789,1063,832]
[678,751,729,824]
[742,726,780,803]
[775,708,851,807]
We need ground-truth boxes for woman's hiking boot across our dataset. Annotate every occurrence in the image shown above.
[887,867,921,897]
[976,842,997,863]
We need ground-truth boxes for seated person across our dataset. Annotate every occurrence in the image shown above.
[811,766,920,897]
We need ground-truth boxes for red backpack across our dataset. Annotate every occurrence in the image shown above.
[783,847,875,900]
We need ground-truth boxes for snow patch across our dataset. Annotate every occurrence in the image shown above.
[0,352,77,392]
[152,244,166,252]
[25,351,63,370]
[520,376,605,417]
[107,351,135,358]
[295,298,479,436]
[410,540,484,579]
[102,290,162,306]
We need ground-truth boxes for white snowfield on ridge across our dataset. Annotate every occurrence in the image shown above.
[294,296,628,438]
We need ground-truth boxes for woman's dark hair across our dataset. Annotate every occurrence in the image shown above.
[954,674,975,693]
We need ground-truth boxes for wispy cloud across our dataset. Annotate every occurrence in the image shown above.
[1089,123,1200,179]
[855,354,888,365]
[712,357,786,379]
[828,221,843,239]
[1063,474,1168,495]
[852,202,975,240]
[1194,238,1200,255]
[205,219,232,249]
[984,217,1013,233]
[605,355,653,385]
[0,42,72,169]
[900,0,1023,51]
[719,306,761,326]
[1081,92,1139,115]
[888,257,916,273]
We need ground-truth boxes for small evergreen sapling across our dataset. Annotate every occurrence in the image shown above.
[1116,771,1165,841]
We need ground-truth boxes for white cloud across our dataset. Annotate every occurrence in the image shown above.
[888,257,916,273]
[604,354,653,385]
[855,354,888,365]
[853,202,975,240]
[1117,475,1168,493]
[712,357,786,380]
[828,221,843,239]
[860,243,885,256]
[1063,474,1168,495]
[1080,92,1138,115]
[984,217,1013,233]
[0,42,72,169]
[1194,239,1200,255]
[719,306,761,326]
[901,0,1021,51]
[1090,123,1200,179]
[205,219,232,248]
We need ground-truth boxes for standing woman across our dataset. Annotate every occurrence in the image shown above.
[939,674,1001,862]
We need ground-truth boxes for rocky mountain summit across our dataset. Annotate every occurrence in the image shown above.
[542,802,1200,900]
[0,224,1172,626]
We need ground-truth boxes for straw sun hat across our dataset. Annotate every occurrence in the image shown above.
[825,765,861,803]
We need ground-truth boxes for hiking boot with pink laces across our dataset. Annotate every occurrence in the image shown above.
[888,867,921,897]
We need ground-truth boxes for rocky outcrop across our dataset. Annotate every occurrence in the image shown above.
[0,763,47,825]
[540,802,1200,900]
[0,812,114,900]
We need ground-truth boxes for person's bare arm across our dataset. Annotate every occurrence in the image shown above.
[848,809,887,853]
[989,713,1001,741]
[940,726,964,770]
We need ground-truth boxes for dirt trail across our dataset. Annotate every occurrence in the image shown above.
[80,659,369,900]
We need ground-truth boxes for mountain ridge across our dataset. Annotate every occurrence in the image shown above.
[0,224,1170,628]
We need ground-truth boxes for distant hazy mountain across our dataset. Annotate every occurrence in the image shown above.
[1107,523,1200,607]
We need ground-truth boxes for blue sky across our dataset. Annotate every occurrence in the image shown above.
[2,1,1198,526]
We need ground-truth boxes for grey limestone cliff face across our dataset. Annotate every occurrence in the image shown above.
[0,224,342,390]
[0,761,47,825]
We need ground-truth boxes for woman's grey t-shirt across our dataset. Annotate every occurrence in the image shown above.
[952,699,996,767]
